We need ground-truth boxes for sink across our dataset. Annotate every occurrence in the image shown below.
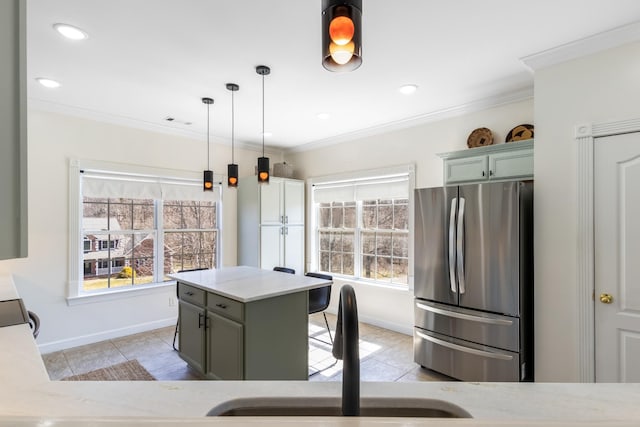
[207,397,472,418]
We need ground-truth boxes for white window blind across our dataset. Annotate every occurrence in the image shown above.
[82,170,221,202]
[313,174,409,203]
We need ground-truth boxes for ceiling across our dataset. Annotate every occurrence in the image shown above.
[27,0,640,152]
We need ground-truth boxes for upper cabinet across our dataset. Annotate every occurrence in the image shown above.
[238,177,305,274]
[259,179,304,226]
[0,0,27,260]
[439,139,533,185]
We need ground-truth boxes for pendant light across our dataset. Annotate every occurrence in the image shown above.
[226,83,239,188]
[322,0,362,72]
[256,65,270,184]
[202,97,214,191]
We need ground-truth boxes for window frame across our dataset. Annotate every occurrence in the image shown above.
[67,159,223,304]
[309,165,415,289]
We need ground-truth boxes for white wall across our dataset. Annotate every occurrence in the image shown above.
[0,110,275,353]
[533,41,640,381]
[287,99,534,335]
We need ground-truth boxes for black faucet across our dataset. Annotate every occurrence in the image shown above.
[332,284,360,416]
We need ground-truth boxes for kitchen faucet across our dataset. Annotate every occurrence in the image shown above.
[332,284,360,416]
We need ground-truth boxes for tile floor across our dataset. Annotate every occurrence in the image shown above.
[42,313,453,382]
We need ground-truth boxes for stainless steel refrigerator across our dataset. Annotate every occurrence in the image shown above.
[413,181,533,382]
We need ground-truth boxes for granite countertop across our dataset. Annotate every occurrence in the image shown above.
[2,274,640,426]
[168,266,331,302]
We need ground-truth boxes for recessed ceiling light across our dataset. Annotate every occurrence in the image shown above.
[53,23,88,40]
[398,84,418,95]
[317,113,330,120]
[36,78,61,88]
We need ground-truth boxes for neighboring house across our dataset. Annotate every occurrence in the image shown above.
[82,217,126,278]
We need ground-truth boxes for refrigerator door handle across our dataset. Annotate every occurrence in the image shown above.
[415,330,514,361]
[448,197,458,293]
[416,302,514,326]
[456,197,466,294]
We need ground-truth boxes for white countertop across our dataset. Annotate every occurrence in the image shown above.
[168,266,331,302]
[2,274,640,426]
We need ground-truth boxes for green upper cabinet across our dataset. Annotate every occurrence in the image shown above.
[0,0,27,260]
[439,139,533,185]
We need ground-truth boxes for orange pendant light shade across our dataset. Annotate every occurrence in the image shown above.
[322,0,362,72]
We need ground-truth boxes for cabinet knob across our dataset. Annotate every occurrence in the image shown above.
[489,170,494,176]
[482,171,485,177]
[216,303,228,309]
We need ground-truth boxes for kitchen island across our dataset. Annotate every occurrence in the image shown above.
[168,266,332,380]
[1,274,640,426]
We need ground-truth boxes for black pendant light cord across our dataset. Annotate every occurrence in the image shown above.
[261,71,265,157]
[231,89,235,164]
[206,101,211,170]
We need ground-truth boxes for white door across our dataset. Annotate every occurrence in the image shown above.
[284,225,304,274]
[594,132,640,382]
[259,225,283,271]
[283,180,305,225]
[260,179,283,225]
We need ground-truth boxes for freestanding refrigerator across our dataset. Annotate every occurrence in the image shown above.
[413,181,533,382]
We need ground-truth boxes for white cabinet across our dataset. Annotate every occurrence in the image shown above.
[0,0,27,260]
[238,177,305,274]
[439,140,533,185]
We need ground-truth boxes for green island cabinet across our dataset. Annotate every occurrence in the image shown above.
[438,139,533,185]
[177,282,309,380]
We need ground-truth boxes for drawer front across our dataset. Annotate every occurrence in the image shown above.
[414,299,520,352]
[207,293,244,322]
[414,328,522,382]
[178,283,206,307]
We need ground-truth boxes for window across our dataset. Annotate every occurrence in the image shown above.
[162,200,216,277]
[361,199,409,284]
[318,201,356,276]
[69,160,221,297]
[82,197,158,290]
[312,166,413,287]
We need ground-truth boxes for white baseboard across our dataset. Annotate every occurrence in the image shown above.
[38,312,414,355]
[37,317,177,354]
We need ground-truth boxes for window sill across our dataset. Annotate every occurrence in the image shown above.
[328,275,413,292]
[66,281,176,306]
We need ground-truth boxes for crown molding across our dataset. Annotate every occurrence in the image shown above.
[521,21,640,72]
[285,86,533,154]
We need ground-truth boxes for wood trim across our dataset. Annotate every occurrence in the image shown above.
[575,118,640,382]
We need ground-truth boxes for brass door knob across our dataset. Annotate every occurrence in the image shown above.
[599,293,613,304]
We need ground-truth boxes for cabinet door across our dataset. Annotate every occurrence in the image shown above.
[178,300,206,373]
[444,156,488,185]
[260,225,284,270]
[260,179,283,224]
[283,180,304,225]
[0,0,27,260]
[206,311,244,380]
[489,149,533,180]
[284,225,304,274]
